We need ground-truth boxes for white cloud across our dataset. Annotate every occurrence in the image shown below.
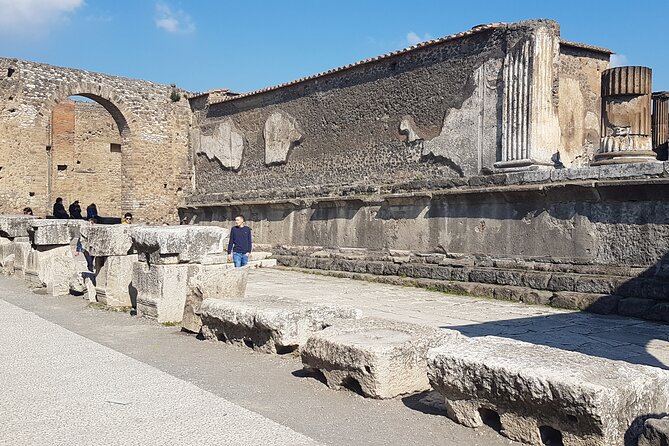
[155,2,194,34]
[0,0,83,36]
[406,31,433,46]
[610,53,628,68]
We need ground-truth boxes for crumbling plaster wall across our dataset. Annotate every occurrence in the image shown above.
[0,58,192,222]
[191,21,524,200]
[190,20,608,206]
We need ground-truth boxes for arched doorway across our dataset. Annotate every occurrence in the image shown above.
[43,91,132,220]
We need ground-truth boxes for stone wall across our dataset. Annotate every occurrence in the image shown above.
[0,58,192,222]
[187,19,610,205]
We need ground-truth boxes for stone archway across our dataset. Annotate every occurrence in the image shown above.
[35,83,136,219]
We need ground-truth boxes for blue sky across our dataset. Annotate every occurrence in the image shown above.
[0,0,667,93]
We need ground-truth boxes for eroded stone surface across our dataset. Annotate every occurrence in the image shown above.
[639,417,669,446]
[196,119,245,170]
[0,215,36,239]
[428,336,669,445]
[263,111,303,166]
[301,318,459,399]
[131,225,229,264]
[85,224,133,257]
[31,220,86,246]
[181,265,250,333]
[200,295,361,353]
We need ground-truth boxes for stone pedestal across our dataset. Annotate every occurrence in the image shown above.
[12,238,32,278]
[133,261,201,323]
[130,225,232,323]
[95,254,138,307]
[593,66,657,165]
[25,245,74,294]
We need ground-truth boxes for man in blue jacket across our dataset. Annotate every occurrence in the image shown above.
[227,214,252,267]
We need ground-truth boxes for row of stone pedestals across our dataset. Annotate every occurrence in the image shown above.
[0,215,277,325]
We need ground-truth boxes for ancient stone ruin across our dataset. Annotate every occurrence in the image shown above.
[3,17,669,446]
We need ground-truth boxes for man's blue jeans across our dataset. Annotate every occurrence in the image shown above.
[233,252,248,268]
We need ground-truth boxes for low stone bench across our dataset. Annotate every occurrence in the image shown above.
[181,265,250,333]
[199,296,361,353]
[427,336,669,445]
[301,318,458,399]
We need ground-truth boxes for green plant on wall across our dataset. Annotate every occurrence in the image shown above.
[169,84,181,102]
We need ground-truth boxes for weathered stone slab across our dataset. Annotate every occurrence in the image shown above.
[133,262,202,323]
[0,215,36,238]
[95,254,138,307]
[131,225,229,264]
[85,224,133,257]
[200,296,361,353]
[181,265,250,333]
[639,416,669,446]
[427,336,669,445]
[301,318,459,399]
[31,220,86,246]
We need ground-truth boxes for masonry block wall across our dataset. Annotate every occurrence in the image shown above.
[0,58,192,222]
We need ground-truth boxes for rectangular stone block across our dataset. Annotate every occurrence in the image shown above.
[0,215,36,238]
[0,238,12,268]
[428,336,669,446]
[85,224,133,257]
[199,296,361,353]
[95,254,138,307]
[301,318,459,399]
[131,225,229,264]
[181,265,250,333]
[133,262,203,323]
[31,220,86,246]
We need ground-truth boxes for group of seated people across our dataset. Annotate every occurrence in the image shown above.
[51,197,132,224]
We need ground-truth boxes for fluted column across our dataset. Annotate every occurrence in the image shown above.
[652,91,669,160]
[592,66,656,165]
[495,26,561,171]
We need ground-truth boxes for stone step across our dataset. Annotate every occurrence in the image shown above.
[427,336,669,445]
[301,318,459,399]
[199,296,361,354]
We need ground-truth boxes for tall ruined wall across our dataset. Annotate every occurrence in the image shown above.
[0,58,192,222]
[49,100,122,217]
[188,19,609,208]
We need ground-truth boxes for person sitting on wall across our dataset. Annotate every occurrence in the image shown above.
[227,214,252,268]
[68,200,83,219]
[22,207,33,216]
[122,212,133,224]
[52,197,69,219]
[86,203,98,223]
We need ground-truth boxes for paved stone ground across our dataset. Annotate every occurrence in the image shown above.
[252,268,669,369]
[3,267,669,445]
[0,274,517,446]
